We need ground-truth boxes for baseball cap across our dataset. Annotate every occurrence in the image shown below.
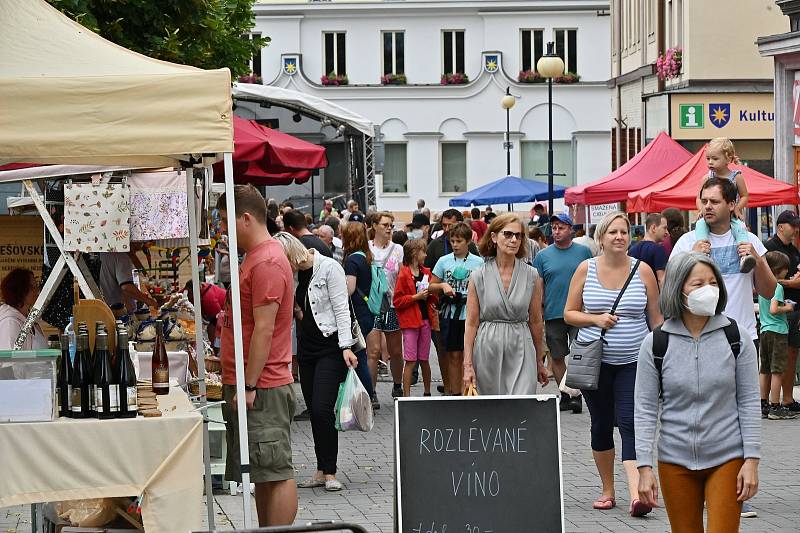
[777,210,800,226]
[410,213,430,228]
[348,212,365,223]
[550,212,574,226]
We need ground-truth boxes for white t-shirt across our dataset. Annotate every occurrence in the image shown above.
[670,229,767,340]
[368,240,404,297]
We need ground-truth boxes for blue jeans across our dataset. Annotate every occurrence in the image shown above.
[583,361,637,461]
[695,217,748,244]
[355,348,375,399]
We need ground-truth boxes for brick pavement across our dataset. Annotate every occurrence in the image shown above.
[4,366,800,533]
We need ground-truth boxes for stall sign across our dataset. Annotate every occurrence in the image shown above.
[0,215,44,289]
[590,203,620,223]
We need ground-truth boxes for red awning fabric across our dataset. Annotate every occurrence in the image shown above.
[212,116,327,184]
[565,132,692,205]
[627,144,797,213]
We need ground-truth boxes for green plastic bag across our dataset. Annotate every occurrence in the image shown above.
[334,368,374,432]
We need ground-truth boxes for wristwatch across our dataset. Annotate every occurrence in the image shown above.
[244,384,257,392]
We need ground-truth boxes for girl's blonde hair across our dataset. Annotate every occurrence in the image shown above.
[594,211,631,249]
[708,137,741,165]
[272,231,309,270]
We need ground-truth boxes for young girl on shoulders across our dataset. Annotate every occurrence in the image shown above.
[695,137,753,272]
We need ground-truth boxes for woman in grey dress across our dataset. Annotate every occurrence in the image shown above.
[463,213,548,395]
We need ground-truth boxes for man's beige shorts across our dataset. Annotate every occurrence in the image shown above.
[222,384,296,483]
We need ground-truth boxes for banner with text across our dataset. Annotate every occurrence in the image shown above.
[0,216,44,293]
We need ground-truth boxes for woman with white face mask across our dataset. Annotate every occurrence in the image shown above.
[634,252,761,532]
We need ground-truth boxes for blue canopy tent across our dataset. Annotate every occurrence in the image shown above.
[448,175,566,209]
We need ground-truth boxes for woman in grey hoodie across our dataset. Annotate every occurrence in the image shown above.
[635,252,760,532]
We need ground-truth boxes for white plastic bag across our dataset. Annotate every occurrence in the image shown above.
[335,368,374,432]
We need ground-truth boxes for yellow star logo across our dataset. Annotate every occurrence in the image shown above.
[711,106,728,124]
[285,62,297,74]
[486,59,497,71]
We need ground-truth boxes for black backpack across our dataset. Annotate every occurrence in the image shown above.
[651,317,741,395]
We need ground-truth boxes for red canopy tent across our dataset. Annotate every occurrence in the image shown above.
[627,144,797,212]
[212,116,327,184]
[565,132,691,205]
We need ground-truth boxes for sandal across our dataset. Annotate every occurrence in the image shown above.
[325,478,343,492]
[592,496,616,510]
[630,499,653,517]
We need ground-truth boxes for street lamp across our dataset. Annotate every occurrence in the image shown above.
[537,42,565,216]
[500,86,516,176]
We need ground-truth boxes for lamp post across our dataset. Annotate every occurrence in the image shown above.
[537,42,565,216]
[500,87,516,176]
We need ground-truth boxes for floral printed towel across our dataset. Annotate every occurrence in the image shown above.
[64,183,130,252]
[128,171,189,242]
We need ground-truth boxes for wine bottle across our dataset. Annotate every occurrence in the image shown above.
[93,332,117,419]
[152,319,170,395]
[58,333,72,418]
[116,332,138,418]
[70,333,92,418]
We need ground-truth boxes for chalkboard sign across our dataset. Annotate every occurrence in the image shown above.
[395,395,563,533]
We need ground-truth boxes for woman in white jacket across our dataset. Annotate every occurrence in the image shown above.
[273,232,358,492]
[0,268,45,351]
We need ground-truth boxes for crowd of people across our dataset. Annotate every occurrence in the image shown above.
[200,137,787,530]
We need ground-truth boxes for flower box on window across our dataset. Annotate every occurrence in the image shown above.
[237,73,262,84]
[381,73,407,85]
[321,73,349,86]
[440,72,469,85]
[554,72,581,84]
[517,70,545,84]
[656,47,682,80]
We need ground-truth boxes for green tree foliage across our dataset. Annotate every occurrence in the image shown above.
[48,0,268,77]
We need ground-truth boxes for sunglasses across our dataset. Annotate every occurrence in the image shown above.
[500,230,523,241]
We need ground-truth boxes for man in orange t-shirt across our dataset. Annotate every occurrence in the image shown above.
[218,184,297,527]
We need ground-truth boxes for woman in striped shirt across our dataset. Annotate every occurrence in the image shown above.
[564,212,662,518]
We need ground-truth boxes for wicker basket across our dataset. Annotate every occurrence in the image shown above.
[204,356,221,374]
[188,380,223,401]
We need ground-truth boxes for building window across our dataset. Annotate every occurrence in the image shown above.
[521,141,574,188]
[323,32,346,75]
[442,30,465,75]
[382,144,408,193]
[520,29,544,72]
[246,33,262,77]
[441,142,467,193]
[554,29,577,73]
[322,143,348,193]
[382,31,405,75]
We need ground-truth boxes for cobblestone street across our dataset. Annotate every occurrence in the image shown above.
[4,363,800,533]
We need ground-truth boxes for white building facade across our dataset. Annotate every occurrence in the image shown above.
[250,0,612,216]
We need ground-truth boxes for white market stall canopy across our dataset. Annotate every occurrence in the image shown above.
[0,0,234,167]
[233,83,375,137]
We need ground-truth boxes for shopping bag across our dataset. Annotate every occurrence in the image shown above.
[335,368,374,432]
[464,384,478,396]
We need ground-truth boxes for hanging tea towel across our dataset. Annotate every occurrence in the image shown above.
[128,171,189,242]
[64,182,130,252]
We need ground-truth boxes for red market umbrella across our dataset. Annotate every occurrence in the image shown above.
[212,116,327,184]
[627,144,797,212]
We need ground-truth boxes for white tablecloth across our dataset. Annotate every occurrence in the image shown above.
[0,386,202,533]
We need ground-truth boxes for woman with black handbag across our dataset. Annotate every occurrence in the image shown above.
[564,212,662,517]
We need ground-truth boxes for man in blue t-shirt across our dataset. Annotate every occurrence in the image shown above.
[532,213,592,413]
[629,213,668,286]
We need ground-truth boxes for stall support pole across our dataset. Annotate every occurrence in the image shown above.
[187,169,215,529]
[224,152,254,528]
